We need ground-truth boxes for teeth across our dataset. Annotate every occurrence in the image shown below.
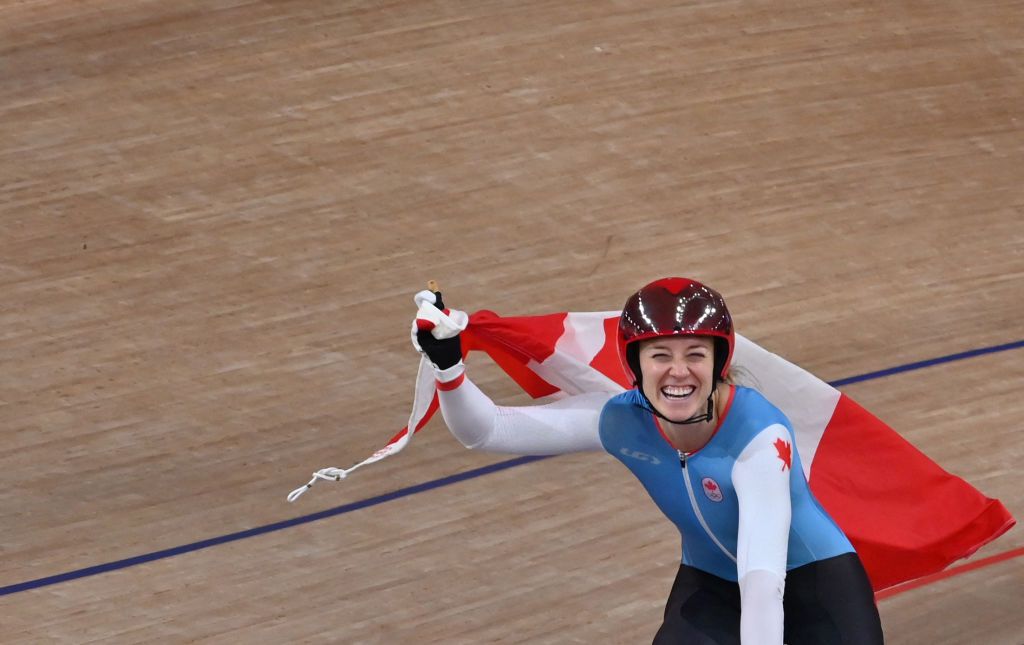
[662,385,695,398]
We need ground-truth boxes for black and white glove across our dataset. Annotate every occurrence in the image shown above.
[411,289,468,374]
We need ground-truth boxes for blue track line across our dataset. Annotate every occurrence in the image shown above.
[829,339,1024,387]
[2,339,1021,597]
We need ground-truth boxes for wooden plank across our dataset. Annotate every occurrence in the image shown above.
[1,0,1021,642]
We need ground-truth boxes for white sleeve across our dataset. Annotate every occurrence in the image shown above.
[732,424,792,645]
[436,371,610,455]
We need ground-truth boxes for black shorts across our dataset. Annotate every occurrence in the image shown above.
[652,552,884,644]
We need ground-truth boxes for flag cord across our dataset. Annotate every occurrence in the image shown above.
[286,355,433,503]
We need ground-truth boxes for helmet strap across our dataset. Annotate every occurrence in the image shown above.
[637,378,717,426]
[627,343,722,426]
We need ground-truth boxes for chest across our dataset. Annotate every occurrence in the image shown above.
[615,436,741,525]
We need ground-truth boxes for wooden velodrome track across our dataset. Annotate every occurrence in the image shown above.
[1,0,1022,642]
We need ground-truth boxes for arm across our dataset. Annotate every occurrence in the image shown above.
[435,363,610,455]
[411,289,608,455]
[732,424,793,645]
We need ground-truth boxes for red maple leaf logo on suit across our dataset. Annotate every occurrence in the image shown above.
[704,479,718,492]
[773,438,792,472]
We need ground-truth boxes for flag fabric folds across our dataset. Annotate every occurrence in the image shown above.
[318,309,1016,591]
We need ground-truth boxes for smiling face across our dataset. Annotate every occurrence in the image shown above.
[637,336,716,422]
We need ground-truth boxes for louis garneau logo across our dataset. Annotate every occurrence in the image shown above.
[619,448,661,465]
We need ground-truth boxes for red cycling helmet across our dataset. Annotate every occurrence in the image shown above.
[617,277,735,387]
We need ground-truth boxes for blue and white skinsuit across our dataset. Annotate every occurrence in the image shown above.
[431,360,867,645]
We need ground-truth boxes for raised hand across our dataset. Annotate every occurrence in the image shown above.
[410,287,467,370]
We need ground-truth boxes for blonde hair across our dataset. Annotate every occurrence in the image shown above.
[722,364,757,389]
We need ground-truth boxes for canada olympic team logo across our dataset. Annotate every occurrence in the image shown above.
[701,477,724,502]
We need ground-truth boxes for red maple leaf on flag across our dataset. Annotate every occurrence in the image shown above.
[774,438,792,472]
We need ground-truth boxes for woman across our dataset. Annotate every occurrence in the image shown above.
[413,277,884,644]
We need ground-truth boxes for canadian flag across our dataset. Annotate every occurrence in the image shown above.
[302,310,1015,591]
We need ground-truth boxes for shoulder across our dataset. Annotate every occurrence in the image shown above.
[729,386,791,429]
[599,389,644,419]
[714,387,794,457]
[597,389,647,443]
